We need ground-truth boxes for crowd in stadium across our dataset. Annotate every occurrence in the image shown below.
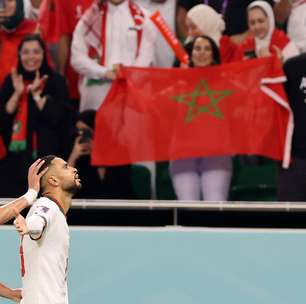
[0,0,306,202]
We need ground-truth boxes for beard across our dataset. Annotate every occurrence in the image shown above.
[64,181,82,196]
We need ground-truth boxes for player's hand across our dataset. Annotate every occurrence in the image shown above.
[28,159,48,193]
[9,288,22,302]
[13,209,28,236]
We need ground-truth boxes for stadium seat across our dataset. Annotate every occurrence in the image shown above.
[230,156,278,201]
[156,162,176,200]
[131,164,152,199]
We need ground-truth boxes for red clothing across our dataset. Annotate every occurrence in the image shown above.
[57,0,93,36]
[0,20,37,86]
[56,0,93,100]
[234,29,290,61]
[220,35,237,63]
[39,0,59,43]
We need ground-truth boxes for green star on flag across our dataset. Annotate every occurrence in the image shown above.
[172,79,233,123]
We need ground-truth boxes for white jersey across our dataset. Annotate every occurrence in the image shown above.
[20,197,70,304]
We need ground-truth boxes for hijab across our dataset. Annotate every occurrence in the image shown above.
[247,1,275,55]
[186,4,225,46]
[1,0,25,31]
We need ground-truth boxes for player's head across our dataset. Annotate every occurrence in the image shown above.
[38,155,82,196]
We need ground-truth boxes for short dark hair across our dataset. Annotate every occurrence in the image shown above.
[37,155,57,175]
[38,155,57,195]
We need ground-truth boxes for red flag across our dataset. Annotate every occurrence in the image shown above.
[92,57,292,168]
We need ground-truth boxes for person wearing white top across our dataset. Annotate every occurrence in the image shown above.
[14,155,82,304]
[134,0,176,67]
[274,0,306,53]
[23,0,41,20]
[71,0,157,111]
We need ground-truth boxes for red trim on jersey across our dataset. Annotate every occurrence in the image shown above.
[42,193,66,216]
[20,236,25,277]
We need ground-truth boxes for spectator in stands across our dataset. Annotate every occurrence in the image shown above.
[176,0,275,44]
[234,1,299,62]
[71,0,157,111]
[68,110,135,199]
[0,0,37,86]
[0,34,72,197]
[135,0,176,67]
[39,0,93,105]
[273,0,306,54]
[278,53,306,201]
[170,35,232,201]
[184,4,236,63]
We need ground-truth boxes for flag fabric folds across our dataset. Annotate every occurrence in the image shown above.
[92,56,292,168]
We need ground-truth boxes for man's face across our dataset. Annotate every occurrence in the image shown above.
[48,158,82,195]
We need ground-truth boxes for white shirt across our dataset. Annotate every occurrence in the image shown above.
[23,0,39,20]
[20,197,69,304]
[71,0,157,111]
[273,0,306,53]
[134,0,176,67]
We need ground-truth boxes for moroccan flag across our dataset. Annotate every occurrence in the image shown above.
[92,56,292,168]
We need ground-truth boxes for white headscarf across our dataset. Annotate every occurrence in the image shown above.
[186,4,225,46]
[247,1,275,55]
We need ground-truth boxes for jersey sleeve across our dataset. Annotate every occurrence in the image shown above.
[26,198,58,239]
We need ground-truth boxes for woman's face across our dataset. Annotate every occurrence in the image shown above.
[186,17,203,38]
[20,40,44,72]
[4,0,16,17]
[191,37,214,67]
[248,7,269,39]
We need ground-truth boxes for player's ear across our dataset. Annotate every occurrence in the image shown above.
[48,176,59,187]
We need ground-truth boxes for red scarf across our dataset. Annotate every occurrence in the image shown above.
[237,29,290,60]
[85,0,144,64]
[9,83,38,158]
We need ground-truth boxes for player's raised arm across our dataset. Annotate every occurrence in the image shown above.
[0,159,48,224]
[14,207,47,240]
[0,282,21,302]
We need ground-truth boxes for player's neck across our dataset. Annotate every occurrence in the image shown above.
[43,191,72,215]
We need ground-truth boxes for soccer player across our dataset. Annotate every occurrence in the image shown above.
[0,158,47,302]
[14,155,81,304]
